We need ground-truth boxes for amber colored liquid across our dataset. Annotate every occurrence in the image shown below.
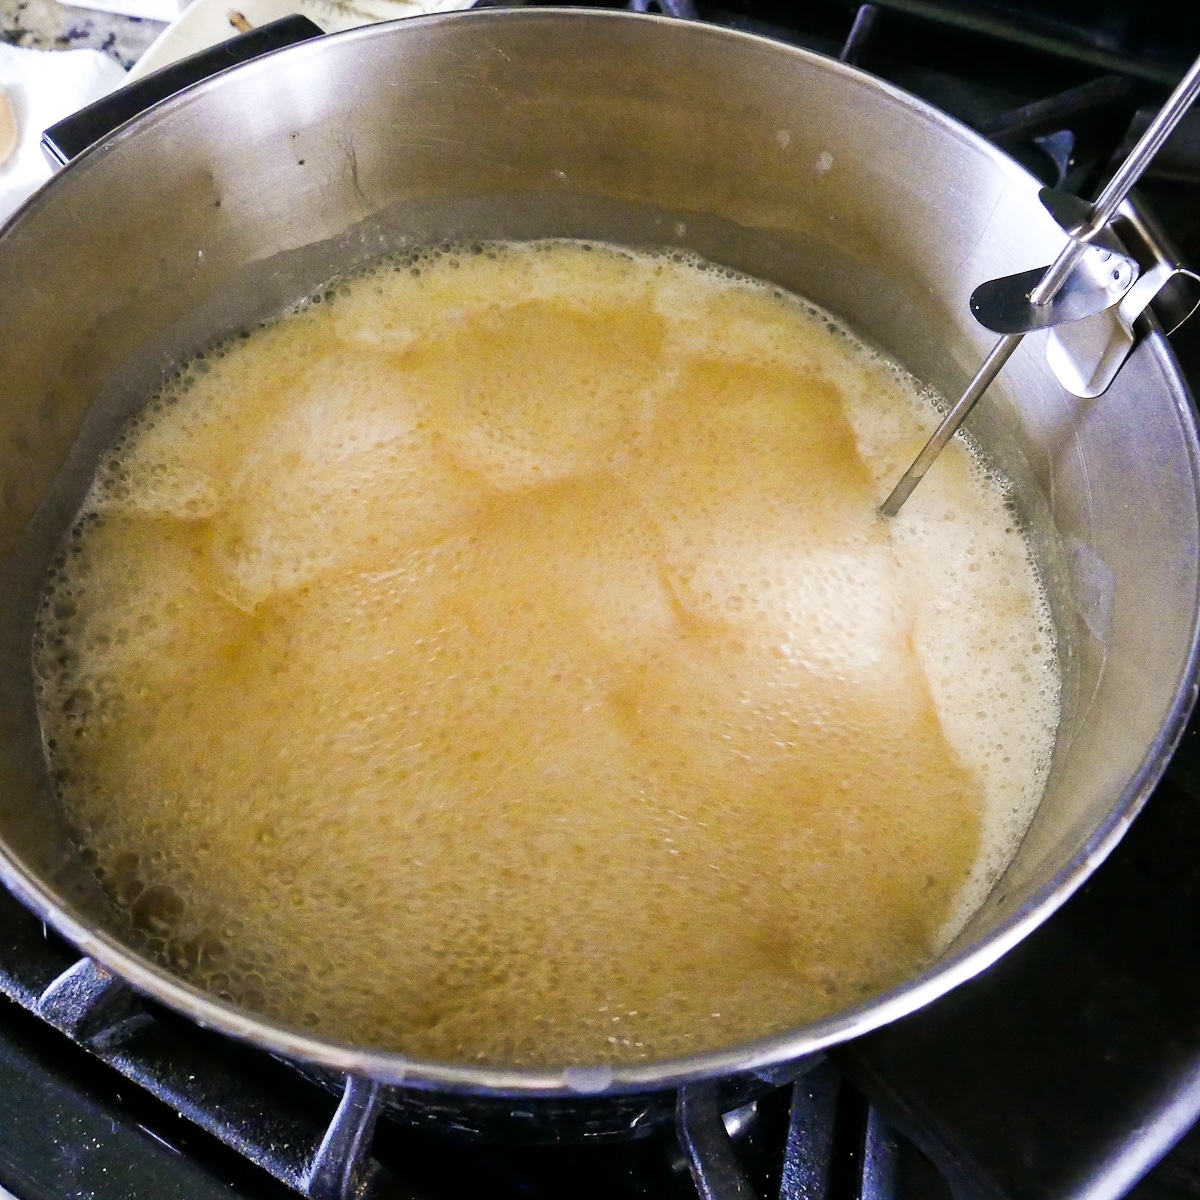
[34,242,1058,1065]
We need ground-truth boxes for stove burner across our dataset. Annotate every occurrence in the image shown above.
[0,887,925,1200]
[4,739,1200,1200]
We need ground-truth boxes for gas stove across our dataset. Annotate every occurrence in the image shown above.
[2,2,1200,1198]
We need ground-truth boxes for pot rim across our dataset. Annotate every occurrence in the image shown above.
[2,5,1199,1098]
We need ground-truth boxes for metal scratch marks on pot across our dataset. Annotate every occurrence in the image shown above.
[342,141,369,210]
[1066,538,1113,646]
[954,182,1011,274]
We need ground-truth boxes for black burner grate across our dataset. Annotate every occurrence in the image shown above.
[0,879,951,1199]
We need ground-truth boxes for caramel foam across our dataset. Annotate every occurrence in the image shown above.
[34,241,1059,1065]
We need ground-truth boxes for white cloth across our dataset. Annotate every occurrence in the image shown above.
[0,42,127,225]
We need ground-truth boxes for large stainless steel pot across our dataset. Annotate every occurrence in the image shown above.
[0,4,1197,1146]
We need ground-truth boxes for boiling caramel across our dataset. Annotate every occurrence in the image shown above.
[34,241,1059,1065]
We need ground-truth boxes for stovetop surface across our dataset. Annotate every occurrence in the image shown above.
[3,2,1200,1199]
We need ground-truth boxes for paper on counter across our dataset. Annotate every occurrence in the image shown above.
[56,0,186,25]
[0,42,127,226]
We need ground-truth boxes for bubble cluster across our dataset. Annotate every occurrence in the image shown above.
[33,240,1059,1066]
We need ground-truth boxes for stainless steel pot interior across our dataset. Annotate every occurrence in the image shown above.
[0,8,1196,1098]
